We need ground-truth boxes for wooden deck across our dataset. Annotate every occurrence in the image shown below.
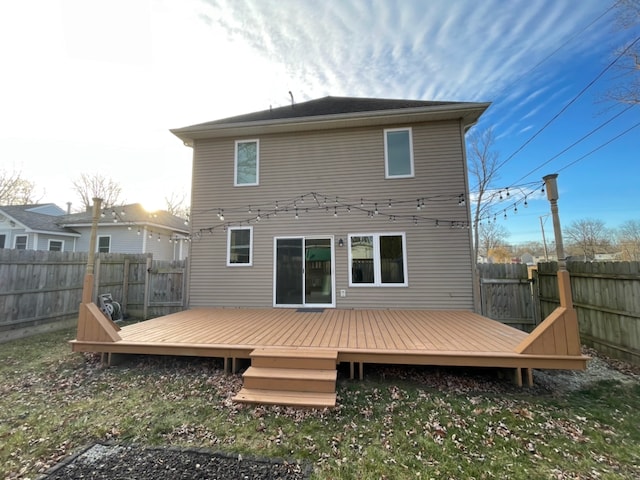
[70,307,588,371]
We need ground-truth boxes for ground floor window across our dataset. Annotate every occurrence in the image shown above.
[97,236,110,253]
[227,226,253,266]
[349,233,407,286]
[14,235,27,250]
[48,240,64,251]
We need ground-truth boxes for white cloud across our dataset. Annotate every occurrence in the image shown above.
[0,0,619,211]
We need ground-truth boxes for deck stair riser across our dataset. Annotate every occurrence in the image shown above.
[249,348,338,370]
[243,367,336,393]
[233,348,339,408]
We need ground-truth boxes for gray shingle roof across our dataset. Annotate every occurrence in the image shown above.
[0,204,78,234]
[188,96,457,128]
[59,203,188,233]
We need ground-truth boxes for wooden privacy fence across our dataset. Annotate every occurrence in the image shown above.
[0,250,187,342]
[536,261,640,364]
[477,263,539,332]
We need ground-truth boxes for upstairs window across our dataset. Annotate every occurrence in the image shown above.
[48,240,64,251]
[97,236,111,253]
[349,233,407,286]
[384,128,414,178]
[227,226,253,266]
[14,235,27,250]
[235,139,259,186]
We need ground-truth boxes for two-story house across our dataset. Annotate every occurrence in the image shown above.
[171,96,490,310]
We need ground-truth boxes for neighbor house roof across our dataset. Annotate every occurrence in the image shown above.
[171,95,491,144]
[0,204,80,236]
[58,203,189,234]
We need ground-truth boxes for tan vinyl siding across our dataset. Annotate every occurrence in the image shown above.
[189,120,474,310]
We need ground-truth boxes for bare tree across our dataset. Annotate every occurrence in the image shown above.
[478,221,510,260]
[617,219,640,260]
[488,244,514,264]
[164,191,190,219]
[607,0,640,104]
[0,169,38,205]
[564,218,612,261]
[467,127,501,262]
[71,173,123,211]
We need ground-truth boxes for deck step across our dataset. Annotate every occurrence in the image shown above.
[233,388,336,408]
[242,366,337,393]
[250,347,338,370]
[234,348,339,408]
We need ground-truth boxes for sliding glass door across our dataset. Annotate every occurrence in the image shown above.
[274,237,334,307]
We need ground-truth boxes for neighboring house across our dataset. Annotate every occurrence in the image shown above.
[0,204,80,251]
[0,203,189,261]
[171,96,489,310]
[58,203,189,261]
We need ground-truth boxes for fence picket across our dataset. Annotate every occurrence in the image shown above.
[0,250,187,342]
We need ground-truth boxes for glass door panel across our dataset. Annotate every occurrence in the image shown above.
[275,238,303,305]
[304,238,332,305]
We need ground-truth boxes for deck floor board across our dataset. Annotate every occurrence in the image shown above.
[71,308,588,370]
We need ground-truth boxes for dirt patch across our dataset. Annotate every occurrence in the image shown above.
[534,347,640,394]
[40,443,310,480]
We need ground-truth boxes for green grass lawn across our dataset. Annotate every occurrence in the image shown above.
[1,328,639,479]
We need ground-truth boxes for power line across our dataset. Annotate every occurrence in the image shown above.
[509,103,636,185]
[557,119,640,173]
[493,34,640,175]
[490,2,620,101]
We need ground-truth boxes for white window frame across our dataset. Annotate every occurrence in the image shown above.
[97,235,111,253]
[227,226,253,266]
[14,234,27,250]
[48,239,64,251]
[234,139,260,186]
[348,232,408,287]
[384,127,414,179]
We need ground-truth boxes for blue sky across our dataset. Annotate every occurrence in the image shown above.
[0,0,637,245]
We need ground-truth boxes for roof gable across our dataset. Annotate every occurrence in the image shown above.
[0,204,77,234]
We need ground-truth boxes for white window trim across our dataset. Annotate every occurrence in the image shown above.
[48,239,64,251]
[227,226,253,266]
[97,235,111,253]
[14,234,28,250]
[384,127,414,179]
[234,139,260,186]
[348,232,408,287]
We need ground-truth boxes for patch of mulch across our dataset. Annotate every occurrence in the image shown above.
[39,443,311,480]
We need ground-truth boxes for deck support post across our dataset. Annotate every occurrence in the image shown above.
[514,368,523,387]
[349,362,364,380]
[513,368,534,388]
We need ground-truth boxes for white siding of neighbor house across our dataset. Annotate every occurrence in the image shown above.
[189,120,474,310]
[35,234,76,252]
[72,226,185,261]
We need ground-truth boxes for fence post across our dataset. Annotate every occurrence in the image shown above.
[143,255,152,320]
[122,257,130,317]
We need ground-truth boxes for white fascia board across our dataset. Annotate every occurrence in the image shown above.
[171,102,491,145]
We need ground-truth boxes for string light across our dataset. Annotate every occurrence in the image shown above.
[192,191,471,235]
